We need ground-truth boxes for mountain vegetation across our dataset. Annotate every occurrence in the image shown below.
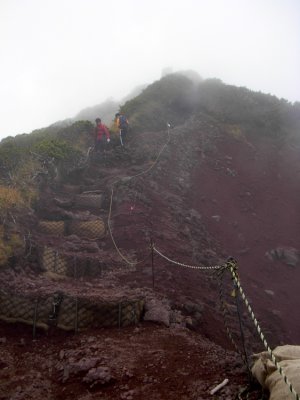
[121,73,300,137]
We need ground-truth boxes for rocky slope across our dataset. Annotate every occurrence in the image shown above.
[1,75,300,399]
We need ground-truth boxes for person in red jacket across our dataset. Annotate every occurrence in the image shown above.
[94,118,110,155]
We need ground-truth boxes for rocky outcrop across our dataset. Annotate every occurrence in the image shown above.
[266,247,299,267]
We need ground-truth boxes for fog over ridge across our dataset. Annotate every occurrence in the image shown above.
[0,0,299,140]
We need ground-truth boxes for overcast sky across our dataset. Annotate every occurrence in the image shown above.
[0,0,299,140]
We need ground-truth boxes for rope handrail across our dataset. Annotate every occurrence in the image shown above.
[153,246,223,270]
[104,119,299,398]
[151,247,300,399]
[107,124,171,266]
[226,260,299,400]
[217,267,250,368]
[107,187,151,266]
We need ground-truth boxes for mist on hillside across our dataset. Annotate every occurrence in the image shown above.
[0,0,299,140]
[1,69,300,150]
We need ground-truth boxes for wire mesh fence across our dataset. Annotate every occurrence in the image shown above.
[0,290,145,333]
[39,246,109,278]
[66,219,105,239]
[39,218,106,240]
[38,220,65,236]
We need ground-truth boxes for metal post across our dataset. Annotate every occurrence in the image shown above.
[132,302,137,325]
[32,298,39,339]
[73,256,77,279]
[54,251,58,273]
[74,297,78,333]
[86,259,91,277]
[151,238,155,290]
[234,282,252,382]
[118,302,122,329]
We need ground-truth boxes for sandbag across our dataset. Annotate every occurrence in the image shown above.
[39,220,65,236]
[264,358,300,400]
[272,345,300,361]
[252,345,300,400]
[68,219,105,239]
[41,246,68,275]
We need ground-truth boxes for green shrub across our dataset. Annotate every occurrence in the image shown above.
[0,141,26,170]
[33,138,80,161]
[0,225,24,267]
[0,186,23,217]
[195,79,295,138]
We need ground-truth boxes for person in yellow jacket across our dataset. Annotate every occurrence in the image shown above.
[115,113,129,146]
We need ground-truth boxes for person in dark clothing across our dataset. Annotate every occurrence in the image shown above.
[94,118,110,155]
[115,113,129,146]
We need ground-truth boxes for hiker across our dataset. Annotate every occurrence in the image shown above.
[94,118,110,155]
[115,113,129,146]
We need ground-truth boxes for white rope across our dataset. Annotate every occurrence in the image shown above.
[153,246,222,270]
[228,264,300,400]
[107,124,172,266]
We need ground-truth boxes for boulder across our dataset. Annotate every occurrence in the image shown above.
[266,247,299,267]
[144,298,171,327]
